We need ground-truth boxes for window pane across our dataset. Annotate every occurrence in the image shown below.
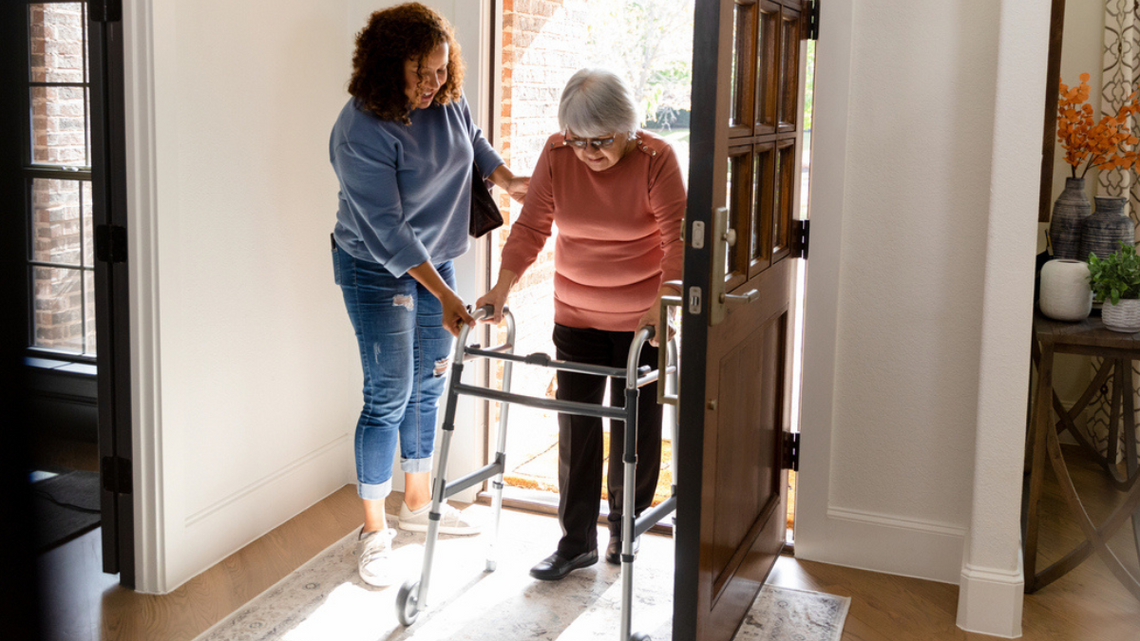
[33,266,84,354]
[29,3,86,84]
[85,270,97,354]
[31,86,88,166]
[82,180,94,266]
[32,178,83,266]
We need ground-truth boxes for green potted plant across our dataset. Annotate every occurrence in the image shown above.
[1088,241,1140,332]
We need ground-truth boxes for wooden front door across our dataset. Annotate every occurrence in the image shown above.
[673,1,813,639]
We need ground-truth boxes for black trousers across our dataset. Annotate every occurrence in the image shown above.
[552,323,663,557]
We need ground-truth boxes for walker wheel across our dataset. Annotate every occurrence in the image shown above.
[631,633,651,641]
[396,579,421,626]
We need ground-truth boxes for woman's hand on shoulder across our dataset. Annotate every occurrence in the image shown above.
[489,165,530,204]
[505,175,530,204]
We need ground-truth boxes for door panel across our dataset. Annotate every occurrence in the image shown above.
[674,0,809,639]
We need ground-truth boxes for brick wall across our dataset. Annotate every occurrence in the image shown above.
[493,0,589,401]
[29,2,94,354]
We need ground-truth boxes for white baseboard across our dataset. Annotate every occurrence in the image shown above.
[162,437,354,592]
[956,558,1024,638]
[795,507,967,584]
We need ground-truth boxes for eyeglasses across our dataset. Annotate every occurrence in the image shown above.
[563,135,617,150]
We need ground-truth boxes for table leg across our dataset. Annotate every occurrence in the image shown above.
[1123,360,1140,569]
[1024,342,1054,592]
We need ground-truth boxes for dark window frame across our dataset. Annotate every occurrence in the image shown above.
[22,0,98,365]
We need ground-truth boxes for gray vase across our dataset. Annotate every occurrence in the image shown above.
[1050,177,1092,260]
[1080,196,1133,261]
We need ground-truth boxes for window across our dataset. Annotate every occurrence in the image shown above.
[25,1,96,359]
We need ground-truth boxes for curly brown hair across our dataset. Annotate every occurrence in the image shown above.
[348,3,465,125]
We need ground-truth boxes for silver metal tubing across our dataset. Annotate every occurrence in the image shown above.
[634,495,677,539]
[444,461,505,498]
[625,327,655,389]
[451,383,629,420]
[463,347,636,378]
[412,304,500,610]
[620,327,654,641]
[486,310,515,572]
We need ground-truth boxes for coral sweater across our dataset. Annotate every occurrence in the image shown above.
[500,130,686,332]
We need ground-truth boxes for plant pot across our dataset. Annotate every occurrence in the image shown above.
[1039,259,1092,321]
[1102,298,1140,332]
[1079,196,1133,261]
[1049,177,1092,260]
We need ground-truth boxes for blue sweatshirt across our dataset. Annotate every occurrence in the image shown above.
[330,96,504,277]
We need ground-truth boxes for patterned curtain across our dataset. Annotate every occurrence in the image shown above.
[1086,0,1140,465]
[1099,0,1140,226]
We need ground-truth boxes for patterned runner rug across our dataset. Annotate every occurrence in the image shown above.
[194,506,849,641]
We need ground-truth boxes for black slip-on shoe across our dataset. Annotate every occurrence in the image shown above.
[605,534,640,565]
[529,549,599,581]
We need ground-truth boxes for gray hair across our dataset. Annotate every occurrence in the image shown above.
[557,68,639,139]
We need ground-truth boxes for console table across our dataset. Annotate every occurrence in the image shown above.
[1024,313,1140,599]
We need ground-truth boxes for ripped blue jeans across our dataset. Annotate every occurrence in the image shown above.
[333,240,454,500]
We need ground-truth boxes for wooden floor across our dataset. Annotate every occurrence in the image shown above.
[30,444,1140,641]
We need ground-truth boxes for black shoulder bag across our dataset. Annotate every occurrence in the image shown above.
[469,161,504,238]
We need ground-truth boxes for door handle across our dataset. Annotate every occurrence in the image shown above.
[723,289,759,304]
[657,280,682,407]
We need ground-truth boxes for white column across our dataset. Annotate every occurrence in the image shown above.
[957,0,1052,635]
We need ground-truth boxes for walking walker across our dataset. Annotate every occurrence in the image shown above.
[395,305,680,641]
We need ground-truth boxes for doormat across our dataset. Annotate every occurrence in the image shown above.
[193,507,849,641]
[31,469,101,553]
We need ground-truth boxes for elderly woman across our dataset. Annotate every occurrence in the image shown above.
[330,3,527,587]
[477,68,685,581]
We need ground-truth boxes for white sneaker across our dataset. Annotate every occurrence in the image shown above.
[356,527,398,587]
[398,501,481,535]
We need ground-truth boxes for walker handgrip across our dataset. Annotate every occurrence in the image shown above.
[524,352,553,367]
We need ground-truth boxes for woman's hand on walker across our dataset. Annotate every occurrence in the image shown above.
[441,292,475,337]
[474,276,513,324]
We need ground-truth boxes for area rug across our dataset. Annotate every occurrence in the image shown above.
[193,507,849,641]
[31,469,101,553]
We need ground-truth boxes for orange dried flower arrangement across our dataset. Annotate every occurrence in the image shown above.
[1058,73,1140,178]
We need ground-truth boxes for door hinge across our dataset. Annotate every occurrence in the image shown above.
[101,456,133,495]
[782,432,801,472]
[791,219,809,260]
[89,0,122,23]
[806,0,820,41]
[95,224,128,263]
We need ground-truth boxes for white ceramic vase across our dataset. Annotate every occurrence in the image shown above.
[1102,298,1140,333]
[1039,259,1092,321]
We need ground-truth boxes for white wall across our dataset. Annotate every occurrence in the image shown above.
[125,0,494,592]
[798,0,996,580]
[797,5,1048,636]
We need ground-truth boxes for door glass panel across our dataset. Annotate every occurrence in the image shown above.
[778,13,800,129]
[727,151,755,277]
[730,2,755,128]
[33,265,84,353]
[757,7,778,130]
[29,3,86,84]
[726,160,735,277]
[774,142,796,254]
[32,178,83,265]
[753,145,775,263]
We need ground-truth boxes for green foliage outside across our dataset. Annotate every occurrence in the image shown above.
[1088,242,1140,304]
[584,0,694,126]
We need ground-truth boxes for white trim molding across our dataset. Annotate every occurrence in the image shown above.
[122,0,165,594]
[816,508,967,584]
[957,554,1025,638]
